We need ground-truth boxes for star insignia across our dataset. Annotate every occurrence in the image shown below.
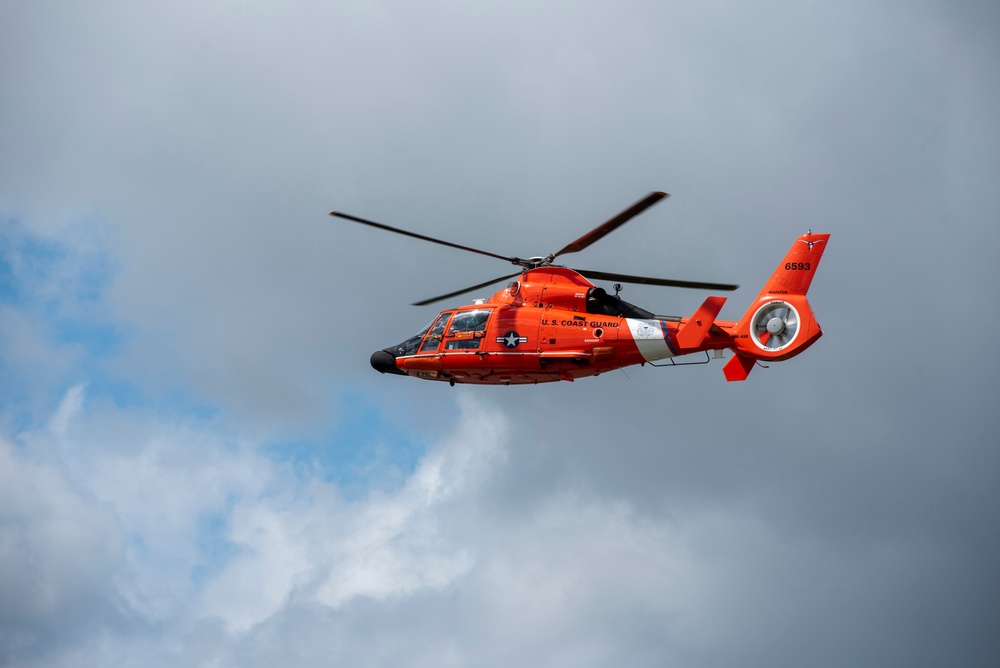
[497,331,527,348]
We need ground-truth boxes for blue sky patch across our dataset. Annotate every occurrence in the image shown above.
[52,318,125,356]
[0,219,135,428]
[191,510,241,587]
[265,393,426,499]
[1,220,65,307]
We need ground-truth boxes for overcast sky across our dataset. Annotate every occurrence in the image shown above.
[2,1,999,666]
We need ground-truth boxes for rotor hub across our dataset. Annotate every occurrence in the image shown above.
[523,254,555,268]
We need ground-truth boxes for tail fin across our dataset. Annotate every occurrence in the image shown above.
[725,233,830,381]
[757,233,830,298]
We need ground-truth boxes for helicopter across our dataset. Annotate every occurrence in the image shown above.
[331,192,829,385]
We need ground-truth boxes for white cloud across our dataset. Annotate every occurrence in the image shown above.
[1,389,715,665]
[47,383,86,436]
[201,394,505,631]
[0,431,130,662]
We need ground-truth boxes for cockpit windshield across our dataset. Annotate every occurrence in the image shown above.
[393,315,440,357]
[391,308,494,357]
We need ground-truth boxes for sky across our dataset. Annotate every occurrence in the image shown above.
[2,0,999,666]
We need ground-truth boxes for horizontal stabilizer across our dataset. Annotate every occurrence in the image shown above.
[676,296,727,349]
[723,353,755,382]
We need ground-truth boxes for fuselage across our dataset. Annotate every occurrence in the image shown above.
[371,267,739,384]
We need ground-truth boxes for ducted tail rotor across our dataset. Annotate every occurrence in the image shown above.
[750,301,799,351]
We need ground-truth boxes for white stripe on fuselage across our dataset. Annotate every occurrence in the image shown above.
[625,318,674,362]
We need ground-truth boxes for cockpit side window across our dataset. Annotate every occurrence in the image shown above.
[444,308,492,350]
[418,312,452,353]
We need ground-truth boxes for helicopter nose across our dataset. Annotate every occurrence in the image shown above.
[370,349,405,375]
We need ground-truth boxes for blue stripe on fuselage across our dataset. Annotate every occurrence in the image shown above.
[660,320,678,356]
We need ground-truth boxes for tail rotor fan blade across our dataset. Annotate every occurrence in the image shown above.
[751,302,804,350]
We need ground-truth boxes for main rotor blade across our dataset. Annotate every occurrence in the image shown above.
[554,191,668,258]
[577,269,739,292]
[330,211,514,263]
[411,271,524,307]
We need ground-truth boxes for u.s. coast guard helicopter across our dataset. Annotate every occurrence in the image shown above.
[331,192,829,385]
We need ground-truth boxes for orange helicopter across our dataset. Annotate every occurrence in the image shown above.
[331,192,829,385]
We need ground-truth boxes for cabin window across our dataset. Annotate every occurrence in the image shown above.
[418,312,453,352]
[444,308,492,350]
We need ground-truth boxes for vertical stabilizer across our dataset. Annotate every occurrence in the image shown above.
[757,232,830,298]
